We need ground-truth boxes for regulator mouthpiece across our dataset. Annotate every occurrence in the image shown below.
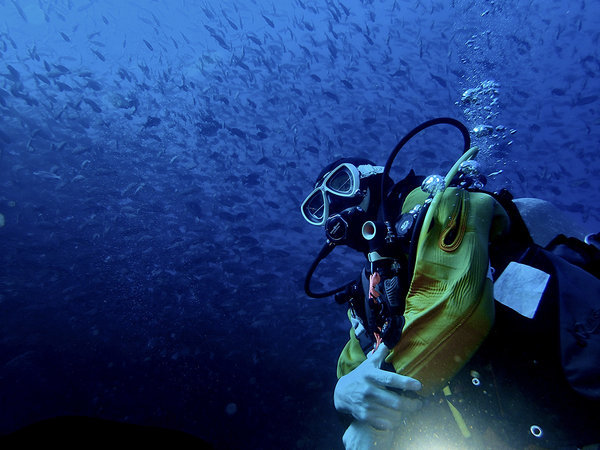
[325,206,367,247]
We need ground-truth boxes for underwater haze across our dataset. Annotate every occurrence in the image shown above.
[0,0,599,448]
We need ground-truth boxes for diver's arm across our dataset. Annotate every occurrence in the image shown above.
[333,344,422,430]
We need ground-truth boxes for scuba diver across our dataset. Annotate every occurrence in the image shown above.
[300,118,600,449]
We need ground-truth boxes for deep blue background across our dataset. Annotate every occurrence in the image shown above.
[0,0,598,448]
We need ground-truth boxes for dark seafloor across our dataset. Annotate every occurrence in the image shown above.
[0,0,599,449]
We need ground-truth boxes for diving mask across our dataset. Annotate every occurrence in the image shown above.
[301,163,384,226]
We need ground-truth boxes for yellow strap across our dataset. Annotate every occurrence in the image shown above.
[443,385,472,438]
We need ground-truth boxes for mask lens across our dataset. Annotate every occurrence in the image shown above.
[303,192,325,223]
[326,166,354,194]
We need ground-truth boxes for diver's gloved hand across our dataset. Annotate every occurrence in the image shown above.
[333,344,423,430]
[342,420,396,450]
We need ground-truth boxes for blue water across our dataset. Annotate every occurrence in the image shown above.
[0,0,598,448]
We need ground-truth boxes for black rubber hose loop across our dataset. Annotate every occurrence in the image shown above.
[381,118,471,223]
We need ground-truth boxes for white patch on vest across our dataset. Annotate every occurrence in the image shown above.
[493,262,550,319]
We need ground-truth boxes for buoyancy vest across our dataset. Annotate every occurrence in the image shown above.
[337,187,510,395]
